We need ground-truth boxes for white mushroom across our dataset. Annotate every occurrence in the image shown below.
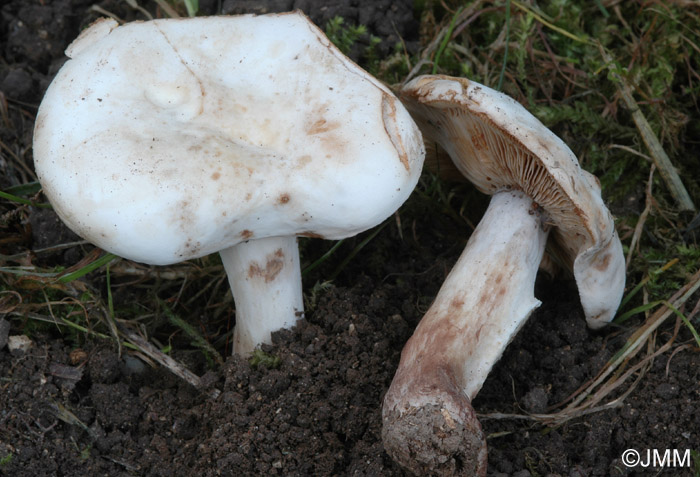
[382,75,625,475]
[33,13,424,355]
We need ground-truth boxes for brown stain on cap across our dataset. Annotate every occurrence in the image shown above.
[306,118,339,135]
[277,193,290,205]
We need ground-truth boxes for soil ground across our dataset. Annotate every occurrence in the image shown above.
[1,1,699,476]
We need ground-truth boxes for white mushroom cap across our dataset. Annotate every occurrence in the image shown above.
[33,13,424,266]
[401,75,624,328]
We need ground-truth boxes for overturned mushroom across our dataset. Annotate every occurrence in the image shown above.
[382,75,625,475]
[33,13,424,355]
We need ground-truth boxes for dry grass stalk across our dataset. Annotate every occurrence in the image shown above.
[403,0,485,84]
[626,164,655,269]
[482,267,700,426]
[599,45,695,212]
[555,266,699,414]
[109,261,204,281]
[120,327,221,399]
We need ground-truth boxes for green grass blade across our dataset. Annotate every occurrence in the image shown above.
[664,301,700,347]
[183,0,198,17]
[593,0,610,17]
[160,299,224,365]
[330,222,388,280]
[58,253,119,283]
[614,300,663,325]
[511,0,591,45]
[497,0,511,91]
[432,6,463,74]
[3,181,42,196]
[302,239,345,277]
[106,263,114,317]
[0,189,51,209]
[103,262,122,354]
[618,258,679,310]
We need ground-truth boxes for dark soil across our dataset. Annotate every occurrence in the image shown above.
[1,1,699,476]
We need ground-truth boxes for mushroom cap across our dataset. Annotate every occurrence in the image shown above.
[33,13,424,265]
[401,75,624,327]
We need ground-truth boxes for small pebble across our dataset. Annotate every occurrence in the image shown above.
[7,335,32,354]
[522,386,549,414]
[1,68,34,100]
[123,355,147,375]
[655,382,678,400]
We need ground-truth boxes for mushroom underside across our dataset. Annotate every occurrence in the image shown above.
[400,75,625,330]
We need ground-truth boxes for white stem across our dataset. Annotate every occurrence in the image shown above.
[382,190,548,475]
[219,236,304,356]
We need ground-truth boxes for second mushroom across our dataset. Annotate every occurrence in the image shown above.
[382,75,625,475]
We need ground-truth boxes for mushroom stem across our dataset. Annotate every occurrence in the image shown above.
[219,236,304,356]
[382,190,548,475]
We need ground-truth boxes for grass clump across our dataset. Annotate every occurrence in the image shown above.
[401,0,700,427]
[325,16,383,75]
[0,453,13,468]
[325,16,371,55]
[409,0,700,305]
[249,349,282,370]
